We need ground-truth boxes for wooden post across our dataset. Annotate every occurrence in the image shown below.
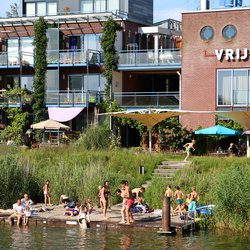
[162,195,171,231]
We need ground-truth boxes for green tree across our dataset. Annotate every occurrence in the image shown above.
[1,86,29,145]
[101,17,122,102]
[33,17,48,123]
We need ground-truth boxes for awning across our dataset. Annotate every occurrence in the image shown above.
[48,107,84,122]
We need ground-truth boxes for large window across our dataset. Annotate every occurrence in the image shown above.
[26,2,57,16]
[47,2,57,15]
[69,74,106,92]
[26,3,36,16]
[217,69,250,106]
[81,0,121,13]
[83,34,102,51]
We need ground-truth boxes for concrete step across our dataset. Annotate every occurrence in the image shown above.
[161,161,191,166]
[153,172,175,177]
[156,165,186,170]
[155,167,183,173]
[154,168,179,174]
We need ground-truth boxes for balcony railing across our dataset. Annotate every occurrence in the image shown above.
[0,90,33,107]
[0,51,34,67]
[46,90,103,107]
[0,50,102,68]
[113,92,179,108]
[118,49,181,67]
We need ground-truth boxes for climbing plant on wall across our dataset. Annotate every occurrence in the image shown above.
[33,17,48,123]
[101,17,122,102]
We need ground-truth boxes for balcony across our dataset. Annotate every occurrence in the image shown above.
[46,90,103,107]
[0,51,34,68]
[0,50,102,68]
[0,90,32,107]
[118,49,181,70]
[113,92,179,108]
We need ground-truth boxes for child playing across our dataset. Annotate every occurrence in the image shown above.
[24,205,31,226]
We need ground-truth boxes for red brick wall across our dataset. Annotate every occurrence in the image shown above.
[181,9,250,129]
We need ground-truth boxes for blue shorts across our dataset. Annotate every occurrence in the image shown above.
[188,201,197,212]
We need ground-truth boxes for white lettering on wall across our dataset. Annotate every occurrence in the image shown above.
[214,48,249,61]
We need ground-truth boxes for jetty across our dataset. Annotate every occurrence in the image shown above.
[0,203,198,233]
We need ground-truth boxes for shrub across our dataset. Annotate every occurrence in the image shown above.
[211,164,250,232]
[76,126,111,150]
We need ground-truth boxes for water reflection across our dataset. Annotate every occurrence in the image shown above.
[0,225,249,250]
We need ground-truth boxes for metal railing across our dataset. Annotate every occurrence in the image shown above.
[0,51,34,67]
[113,91,180,108]
[46,90,103,106]
[0,90,32,106]
[118,49,181,67]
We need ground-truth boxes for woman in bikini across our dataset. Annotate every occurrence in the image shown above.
[99,181,110,219]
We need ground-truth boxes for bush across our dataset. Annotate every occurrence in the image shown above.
[76,126,111,150]
[211,164,250,232]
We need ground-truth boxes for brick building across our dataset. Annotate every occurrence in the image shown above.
[182,6,250,129]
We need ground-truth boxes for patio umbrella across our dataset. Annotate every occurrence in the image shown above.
[112,109,188,152]
[195,125,241,136]
[31,119,70,130]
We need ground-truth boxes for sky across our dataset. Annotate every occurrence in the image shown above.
[1,0,250,21]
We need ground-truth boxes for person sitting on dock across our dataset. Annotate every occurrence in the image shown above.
[24,205,32,226]
[59,193,70,206]
[8,199,25,226]
[21,193,34,211]
[174,186,184,216]
[188,187,199,218]
[132,187,145,204]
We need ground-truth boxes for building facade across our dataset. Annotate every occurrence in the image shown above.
[181,7,250,129]
[0,0,181,146]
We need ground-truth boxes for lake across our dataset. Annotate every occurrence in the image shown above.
[0,224,249,249]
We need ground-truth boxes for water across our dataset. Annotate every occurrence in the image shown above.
[0,224,249,250]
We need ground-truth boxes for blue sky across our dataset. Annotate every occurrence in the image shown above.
[1,0,250,21]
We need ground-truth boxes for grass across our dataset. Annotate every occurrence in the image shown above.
[0,146,249,233]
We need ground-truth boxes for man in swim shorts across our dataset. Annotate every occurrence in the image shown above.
[183,140,195,162]
[174,186,184,216]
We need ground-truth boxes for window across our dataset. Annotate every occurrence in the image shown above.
[81,0,93,13]
[200,26,214,41]
[20,38,34,65]
[222,25,237,40]
[95,0,106,12]
[21,76,34,92]
[68,75,84,91]
[107,0,119,11]
[37,2,46,16]
[26,3,36,16]
[217,69,250,106]
[83,34,102,51]
[47,2,57,15]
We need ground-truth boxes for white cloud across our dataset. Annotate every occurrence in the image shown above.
[154,8,187,22]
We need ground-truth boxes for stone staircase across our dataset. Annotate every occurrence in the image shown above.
[142,161,191,189]
[152,161,191,179]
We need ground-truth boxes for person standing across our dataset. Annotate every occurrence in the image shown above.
[99,181,110,219]
[183,140,195,162]
[165,185,174,216]
[43,180,51,206]
[174,186,184,216]
[188,186,199,218]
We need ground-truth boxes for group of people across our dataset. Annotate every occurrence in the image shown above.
[165,185,199,218]
[8,193,34,226]
[98,180,146,224]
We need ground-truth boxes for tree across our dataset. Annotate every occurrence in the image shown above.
[1,86,29,145]
[33,17,48,123]
[101,17,122,102]
[6,3,19,17]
